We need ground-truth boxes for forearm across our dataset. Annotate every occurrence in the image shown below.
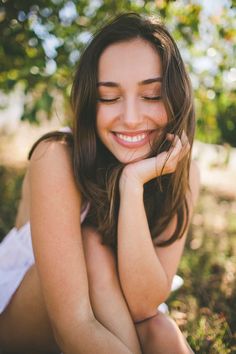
[81,226,141,354]
[55,317,133,354]
[51,228,140,354]
[118,181,169,321]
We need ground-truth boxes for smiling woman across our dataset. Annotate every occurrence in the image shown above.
[0,12,198,354]
[96,38,168,163]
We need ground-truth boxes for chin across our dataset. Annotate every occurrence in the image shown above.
[115,151,150,164]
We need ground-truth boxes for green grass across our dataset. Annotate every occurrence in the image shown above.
[168,189,236,353]
[0,166,235,353]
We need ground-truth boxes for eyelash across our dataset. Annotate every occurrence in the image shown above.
[98,96,162,103]
[143,96,162,101]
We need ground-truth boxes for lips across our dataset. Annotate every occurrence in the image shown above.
[112,130,155,148]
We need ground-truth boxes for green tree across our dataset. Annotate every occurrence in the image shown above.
[0,0,235,145]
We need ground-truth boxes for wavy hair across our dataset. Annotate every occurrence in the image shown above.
[29,12,195,250]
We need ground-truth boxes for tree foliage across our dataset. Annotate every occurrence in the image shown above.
[0,0,235,145]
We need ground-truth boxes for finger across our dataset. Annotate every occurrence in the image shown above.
[169,135,182,158]
[167,131,188,145]
[158,136,181,175]
[167,133,189,167]
[180,130,189,148]
[166,132,189,165]
[166,133,175,141]
[179,131,190,159]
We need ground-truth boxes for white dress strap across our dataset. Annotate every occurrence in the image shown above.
[58,126,72,133]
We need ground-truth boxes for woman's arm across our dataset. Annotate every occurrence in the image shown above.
[29,140,134,354]
[82,226,141,354]
[118,179,169,322]
[117,133,200,322]
[29,140,93,351]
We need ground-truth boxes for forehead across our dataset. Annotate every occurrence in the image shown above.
[98,38,162,82]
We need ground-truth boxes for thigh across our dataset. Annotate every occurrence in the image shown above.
[0,265,60,354]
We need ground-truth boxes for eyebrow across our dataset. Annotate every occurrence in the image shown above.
[97,77,162,87]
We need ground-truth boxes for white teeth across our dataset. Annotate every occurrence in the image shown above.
[116,133,147,142]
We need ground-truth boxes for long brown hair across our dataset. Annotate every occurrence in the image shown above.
[29,13,195,250]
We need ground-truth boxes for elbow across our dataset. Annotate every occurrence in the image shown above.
[131,289,170,323]
[132,308,159,324]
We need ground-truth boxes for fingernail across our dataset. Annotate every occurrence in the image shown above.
[166,133,174,139]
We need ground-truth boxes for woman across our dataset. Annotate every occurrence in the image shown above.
[0,12,199,354]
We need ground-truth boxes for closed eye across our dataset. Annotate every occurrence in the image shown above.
[98,97,120,103]
[98,96,162,102]
[142,96,162,101]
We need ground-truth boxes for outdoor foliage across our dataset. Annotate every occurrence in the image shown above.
[0,166,235,353]
[0,165,25,239]
[1,2,235,352]
[169,188,236,353]
[0,0,236,145]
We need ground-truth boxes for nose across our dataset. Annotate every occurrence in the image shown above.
[121,96,142,129]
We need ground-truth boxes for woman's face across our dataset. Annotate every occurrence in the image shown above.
[96,38,168,164]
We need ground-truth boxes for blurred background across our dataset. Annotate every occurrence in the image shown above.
[0,0,235,352]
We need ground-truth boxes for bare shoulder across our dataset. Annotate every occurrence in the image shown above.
[24,139,72,184]
[28,138,82,235]
[28,139,77,193]
[29,138,73,170]
[15,140,75,229]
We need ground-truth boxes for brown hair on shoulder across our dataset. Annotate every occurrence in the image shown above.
[28,130,74,160]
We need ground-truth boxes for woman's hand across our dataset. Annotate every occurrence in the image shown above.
[119,131,190,191]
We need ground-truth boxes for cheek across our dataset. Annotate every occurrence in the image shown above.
[144,103,168,127]
[96,105,118,130]
[96,106,106,130]
[96,106,113,141]
[158,105,168,126]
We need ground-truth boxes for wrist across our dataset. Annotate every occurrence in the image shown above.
[119,171,143,196]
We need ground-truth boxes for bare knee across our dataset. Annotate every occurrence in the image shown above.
[136,311,193,354]
[155,311,177,335]
[138,311,175,339]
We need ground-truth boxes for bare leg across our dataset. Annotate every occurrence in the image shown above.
[0,265,60,354]
[82,227,194,354]
[135,310,194,354]
[82,226,141,354]
[0,228,140,354]
[0,263,135,354]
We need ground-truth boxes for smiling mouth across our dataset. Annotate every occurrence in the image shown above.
[112,130,155,147]
[115,132,148,142]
